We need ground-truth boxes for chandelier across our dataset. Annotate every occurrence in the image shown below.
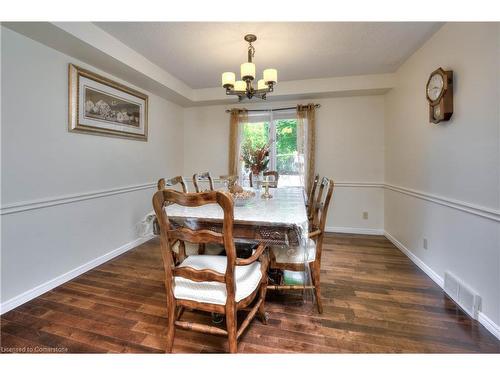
[221,34,278,101]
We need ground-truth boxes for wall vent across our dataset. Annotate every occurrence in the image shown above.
[444,272,481,319]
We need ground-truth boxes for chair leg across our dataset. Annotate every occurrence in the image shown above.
[165,300,176,353]
[225,305,238,353]
[198,243,206,255]
[258,278,268,325]
[311,264,323,314]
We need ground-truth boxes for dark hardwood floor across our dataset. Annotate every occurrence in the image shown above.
[1,233,498,353]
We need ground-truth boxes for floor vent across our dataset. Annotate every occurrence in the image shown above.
[444,272,481,319]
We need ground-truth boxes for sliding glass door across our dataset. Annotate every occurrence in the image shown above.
[240,111,303,187]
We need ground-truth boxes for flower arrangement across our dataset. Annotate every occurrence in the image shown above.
[240,139,271,175]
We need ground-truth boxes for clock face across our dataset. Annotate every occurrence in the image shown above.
[427,73,444,101]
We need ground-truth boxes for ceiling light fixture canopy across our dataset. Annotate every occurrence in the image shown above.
[221,34,277,101]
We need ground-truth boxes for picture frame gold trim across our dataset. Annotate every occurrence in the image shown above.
[68,64,148,141]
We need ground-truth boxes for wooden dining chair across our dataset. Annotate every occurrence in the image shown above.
[157,176,188,192]
[154,176,188,237]
[269,177,334,314]
[192,173,216,255]
[157,175,222,256]
[306,174,320,220]
[192,172,214,192]
[248,170,279,188]
[152,189,269,353]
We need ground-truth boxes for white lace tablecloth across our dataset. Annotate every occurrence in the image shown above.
[165,187,308,233]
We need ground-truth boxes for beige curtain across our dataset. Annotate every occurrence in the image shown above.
[297,104,316,195]
[228,108,248,176]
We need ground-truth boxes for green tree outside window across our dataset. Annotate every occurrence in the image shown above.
[241,119,299,177]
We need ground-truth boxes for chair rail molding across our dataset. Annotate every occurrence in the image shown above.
[384,183,500,222]
[1,182,157,215]
[1,180,383,216]
[335,182,384,188]
[3,180,498,223]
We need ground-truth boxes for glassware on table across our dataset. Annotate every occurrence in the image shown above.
[260,176,273,199]
[251,171,264,190]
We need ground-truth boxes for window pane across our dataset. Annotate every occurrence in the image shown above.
[238,118,303,188]
[242,121,269,148]
[275,119,302,187]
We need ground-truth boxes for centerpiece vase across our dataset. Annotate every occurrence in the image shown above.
[251,169,264,189]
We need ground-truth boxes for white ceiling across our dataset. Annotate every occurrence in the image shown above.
[95,22,442,89]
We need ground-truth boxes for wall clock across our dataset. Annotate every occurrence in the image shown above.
[426,67,453,124]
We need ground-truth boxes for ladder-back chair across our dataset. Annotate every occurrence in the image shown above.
[192,172,214,192]
[154,176,188,237]
[157,175,221,256]
[152,189,269,353]
[269,177,334,313]
[306,174,320,220]
[191,172,216,254]
[157,176,188,192]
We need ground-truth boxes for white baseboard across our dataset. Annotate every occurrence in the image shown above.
[384,230,499,341]
[478,312,500,340]
[0,234,155,314]
[384,231,444,288]
[326,226,384,235]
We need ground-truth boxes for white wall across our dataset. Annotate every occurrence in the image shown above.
[183,96,386,233]
[1,27,184,307]
[384,23,500,329]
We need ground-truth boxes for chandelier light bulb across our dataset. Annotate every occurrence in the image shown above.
[222,72,236,88]
[263,69,278,84]
[241,63,256,80]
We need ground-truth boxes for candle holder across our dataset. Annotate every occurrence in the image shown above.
[260,180,273,199]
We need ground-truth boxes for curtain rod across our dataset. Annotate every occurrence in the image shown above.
[225,104,321,113]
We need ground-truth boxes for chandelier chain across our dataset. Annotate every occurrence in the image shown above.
[248,42,255,61]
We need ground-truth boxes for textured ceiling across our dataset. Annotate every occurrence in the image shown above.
[95,22,442,89]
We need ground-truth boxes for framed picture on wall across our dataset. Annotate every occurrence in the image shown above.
[68,64,148,141]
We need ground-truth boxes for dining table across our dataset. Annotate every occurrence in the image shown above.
[155,186,309,248]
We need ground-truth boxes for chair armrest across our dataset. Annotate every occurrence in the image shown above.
[174,266,226,283]
[308,229,321,239]
[236,243,267,266]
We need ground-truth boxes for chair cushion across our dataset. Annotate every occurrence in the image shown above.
[271,238,317,264]
[172,241,224,256]
[174,255,262,305]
